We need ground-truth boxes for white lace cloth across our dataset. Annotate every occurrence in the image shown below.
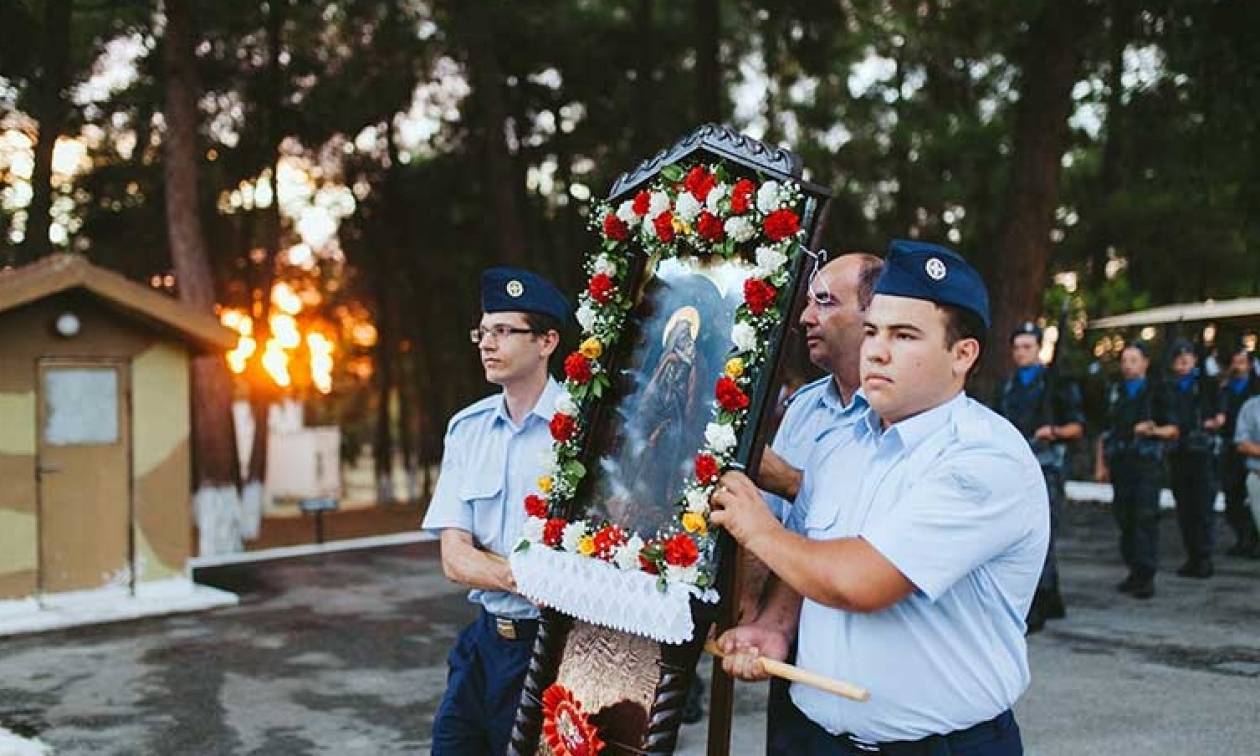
[510,545,718,645]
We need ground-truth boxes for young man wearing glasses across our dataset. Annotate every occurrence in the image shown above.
[423,266,568,755]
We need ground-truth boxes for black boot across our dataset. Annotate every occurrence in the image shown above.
[1178,559,1214,578]
[1130,574,1155,599]
[1116,573,1139,593]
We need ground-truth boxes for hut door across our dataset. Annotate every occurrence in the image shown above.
[36,359,131,596]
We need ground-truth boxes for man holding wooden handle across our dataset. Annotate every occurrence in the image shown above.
[711,240,1049,755]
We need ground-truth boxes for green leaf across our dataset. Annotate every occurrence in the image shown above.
[660,164,684,182]
[563,459,586,480]
[514,539,530,553]
[656,575,669,593]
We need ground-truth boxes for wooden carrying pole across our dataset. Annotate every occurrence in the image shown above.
[704,640,869,703]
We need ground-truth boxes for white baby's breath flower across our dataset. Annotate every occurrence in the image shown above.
[731,321,757,352]
[614,535,645,570]
[756,180,782,213]
[705,422,737,454]
[674,192,702,223]
[562,520,587,552]
[724,216,756,243]
[616,200,638,222]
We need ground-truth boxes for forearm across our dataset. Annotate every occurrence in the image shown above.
[439,530,514,592]
[1238,440,1260,459]
[1052,422,1083,441]
[748,574,802,639]
[743,524,895,613]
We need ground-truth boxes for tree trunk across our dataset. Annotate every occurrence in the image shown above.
[977,0,1093,391]
[20,0,72,264]
[1085,0,1134,294]
[163,0,242,554]
[695,0,721,124]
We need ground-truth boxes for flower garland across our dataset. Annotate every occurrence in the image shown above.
[516,161,804,591]
[541,684,604,756]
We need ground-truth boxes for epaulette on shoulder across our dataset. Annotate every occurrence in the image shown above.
[446,393,500,433]
[785,375,831,408]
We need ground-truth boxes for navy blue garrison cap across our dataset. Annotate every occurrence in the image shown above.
[481,267,571,323]
[1012,320,1043,343]
[873,239,991,329]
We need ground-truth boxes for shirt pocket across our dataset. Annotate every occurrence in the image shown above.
[802,488,844,536]
[459,475,505,549]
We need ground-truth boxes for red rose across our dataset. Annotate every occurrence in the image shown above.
[524,494,548,519]
[743,278,778,315]
[632,190,651,216]
[763,208,800,241]
[588,273,616,304]
[696,211,724,242]
[694,453,720,484]
[664,532,699,567]
[684,165,717,201]
[731,178,755,214]
[715,376,750,412]
[652,211,676,243]
[543,517,566,547]
[593,525,627,560]
[564,352,592,384]
[550,413,577,442]
[602,212,629,241]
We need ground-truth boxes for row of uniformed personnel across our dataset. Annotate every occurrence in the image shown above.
[423,243,1054,755]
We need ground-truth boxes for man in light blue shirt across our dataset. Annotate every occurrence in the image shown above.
[712,241,1047,754]
[1234,393,1260,545]
[423,267,567,755]
[751,251,883,755]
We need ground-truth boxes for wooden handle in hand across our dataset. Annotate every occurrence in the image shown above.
[704,639,870,702]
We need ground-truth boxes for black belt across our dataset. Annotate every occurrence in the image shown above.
[836,710,1016,755]
[482,609,538,641]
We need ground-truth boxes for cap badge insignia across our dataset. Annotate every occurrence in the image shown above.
[506,280,525,297]
[925,257,947,281]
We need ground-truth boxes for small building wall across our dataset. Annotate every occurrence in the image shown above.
[0,291,192,599]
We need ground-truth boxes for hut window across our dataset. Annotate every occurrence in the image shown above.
[43,368,119,446]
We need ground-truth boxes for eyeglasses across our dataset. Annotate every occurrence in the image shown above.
[803,247,836,307]
[469,325,537,344]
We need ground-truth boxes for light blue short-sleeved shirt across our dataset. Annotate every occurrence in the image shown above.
[1235,396,1260,472]
[786,392,1049,742]
[422,378,562,620]
[765,376,868,522]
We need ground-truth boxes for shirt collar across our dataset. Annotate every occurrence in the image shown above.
[495,377,562,429]
[820,379,867,416]
[863,391,966,451]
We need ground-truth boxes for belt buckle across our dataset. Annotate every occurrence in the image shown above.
[846,735,882,753]
[495,617,517,640]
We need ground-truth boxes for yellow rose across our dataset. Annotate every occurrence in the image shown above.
[579,337,603,360]
[673,216,689,235]
[681,512,708,535]
[577,535,596,556]
[538,475,553,494]
[724,358,744,379]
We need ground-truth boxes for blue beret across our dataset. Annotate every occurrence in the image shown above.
[1011,320,1043,343]
[872,239,991,329]
[481,267,571,324]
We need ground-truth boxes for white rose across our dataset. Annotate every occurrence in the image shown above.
[706,182,728,213]
[575,302,597,332]
[614,535,645,571]
[592,254,617,277]
[648,191,671,218]
[731,321,757,352]
[666,563,700,585]
[755,245,788,276]
[562,520,587,552]
[685,487,711,514]
[554,392,578,417]
[616,199,638,222]
[723,216,755,243]
[520,515,546,545]
[756,180,781,213]
[674,191,702,223]
[705,422,737,454]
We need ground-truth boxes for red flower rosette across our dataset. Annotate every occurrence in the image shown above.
[550,413,578,442]
[601,212,628,241]
[542,684,605,756]
[763,208,800,241]
[592,524,627,560]
[683,165,717,201]
[663,532,699,567]
[652,211,676,243]
[715,376,750,412]
[696,210,724,242]
[524,494,549,519]
[588,273,616,304]
[631,190,651,216]
[543,517,567,547]
[743,278,778,315]
[564,352,593,384]
[730,178,755,214]
[694,452,720,484]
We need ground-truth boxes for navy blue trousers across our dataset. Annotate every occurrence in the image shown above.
[431,609,538,756]
[1109,456,1162,578]
[1169,450,1216,563]
[795,706,1022,755]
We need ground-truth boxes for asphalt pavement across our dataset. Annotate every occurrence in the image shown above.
[1,500,1258,755]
